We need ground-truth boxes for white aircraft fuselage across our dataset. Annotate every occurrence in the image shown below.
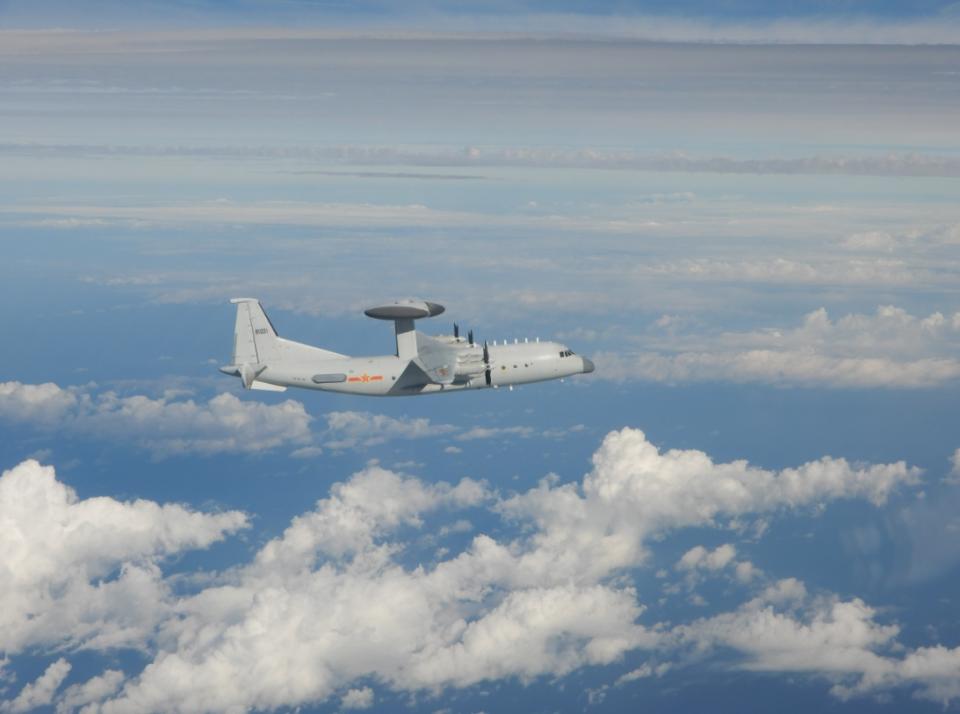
[220,298,594,397]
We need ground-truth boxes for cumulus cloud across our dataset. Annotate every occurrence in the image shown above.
[83,458,652,712]
[253,464,488,565]
[498,428,918,584]
[340,687,373,709]
[47,429,917,712]
[55,671,125,714]
[0,381,78,425]
[598,306,960,388]
[0,382,577,457]
[677,544,737,573]
[0,459,247,654]
[0,381,314,457]
[323,411,456,450]
[950,449,960,481]
[666,544,753,604]
[2,659,70,713]
[2,428,940,712]
[676,578,960,705]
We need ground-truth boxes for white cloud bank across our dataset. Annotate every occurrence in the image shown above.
[597,306,960,388]
[0,381,313,457]
[3,427,947,712]
[0,382,551,457]
[676,578,960,705]
[0,460,248,654]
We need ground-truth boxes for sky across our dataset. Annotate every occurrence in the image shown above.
[1,2,960,713]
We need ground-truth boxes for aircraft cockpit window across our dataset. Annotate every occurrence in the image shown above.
[559,349,575,358]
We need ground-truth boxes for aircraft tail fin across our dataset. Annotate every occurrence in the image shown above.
[231,297,280,365]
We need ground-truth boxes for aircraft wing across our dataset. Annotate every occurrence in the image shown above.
[413,332,457,385]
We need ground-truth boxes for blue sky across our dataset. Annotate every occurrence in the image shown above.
[3,0,960,27]
[1,3,960,713]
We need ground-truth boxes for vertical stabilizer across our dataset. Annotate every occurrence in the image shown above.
[231,298,280,364]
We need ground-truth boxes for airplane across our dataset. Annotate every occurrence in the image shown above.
[219,298,594,396]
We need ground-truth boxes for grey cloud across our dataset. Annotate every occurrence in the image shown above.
[5,141,960,178]
[1,33,958,157]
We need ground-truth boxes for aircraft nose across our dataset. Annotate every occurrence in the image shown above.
[581,357,595,374]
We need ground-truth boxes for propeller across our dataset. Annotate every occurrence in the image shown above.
[453,322,459,339]
[483,341,492,386]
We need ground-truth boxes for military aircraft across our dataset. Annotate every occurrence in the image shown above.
[219,298,594,396]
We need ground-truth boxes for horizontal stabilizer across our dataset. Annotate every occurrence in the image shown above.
[250,380,286,392]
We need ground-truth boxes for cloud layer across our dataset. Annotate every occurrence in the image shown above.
[0,382,579,457]
[597,306,960,388]
[3,428,948,712]
[0,382,313,457]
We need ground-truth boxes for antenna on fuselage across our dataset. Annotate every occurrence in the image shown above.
[363,299,445,361]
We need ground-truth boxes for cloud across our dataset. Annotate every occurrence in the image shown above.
[253,464,488,565]
[498,428,918,585]
[55,671,125,714]
[320,411,551,450]
[0,459,248,654]
[1,428,938,712]
[86,462,652,712]
[6,143,960,178]
[64,428,919,712]
[0,383,576,457]
[0,381,78,425]
[597,306,960,388]
[614,661,671,686]
[676,544,737,572]
[675,578,960,705]
[633,258,928,287]
[0,382,314,457]
[323,411,456,450]
[454,425,535,441]
[1,659,70,713]
[676,579,898,676]
[340,687,373,709]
